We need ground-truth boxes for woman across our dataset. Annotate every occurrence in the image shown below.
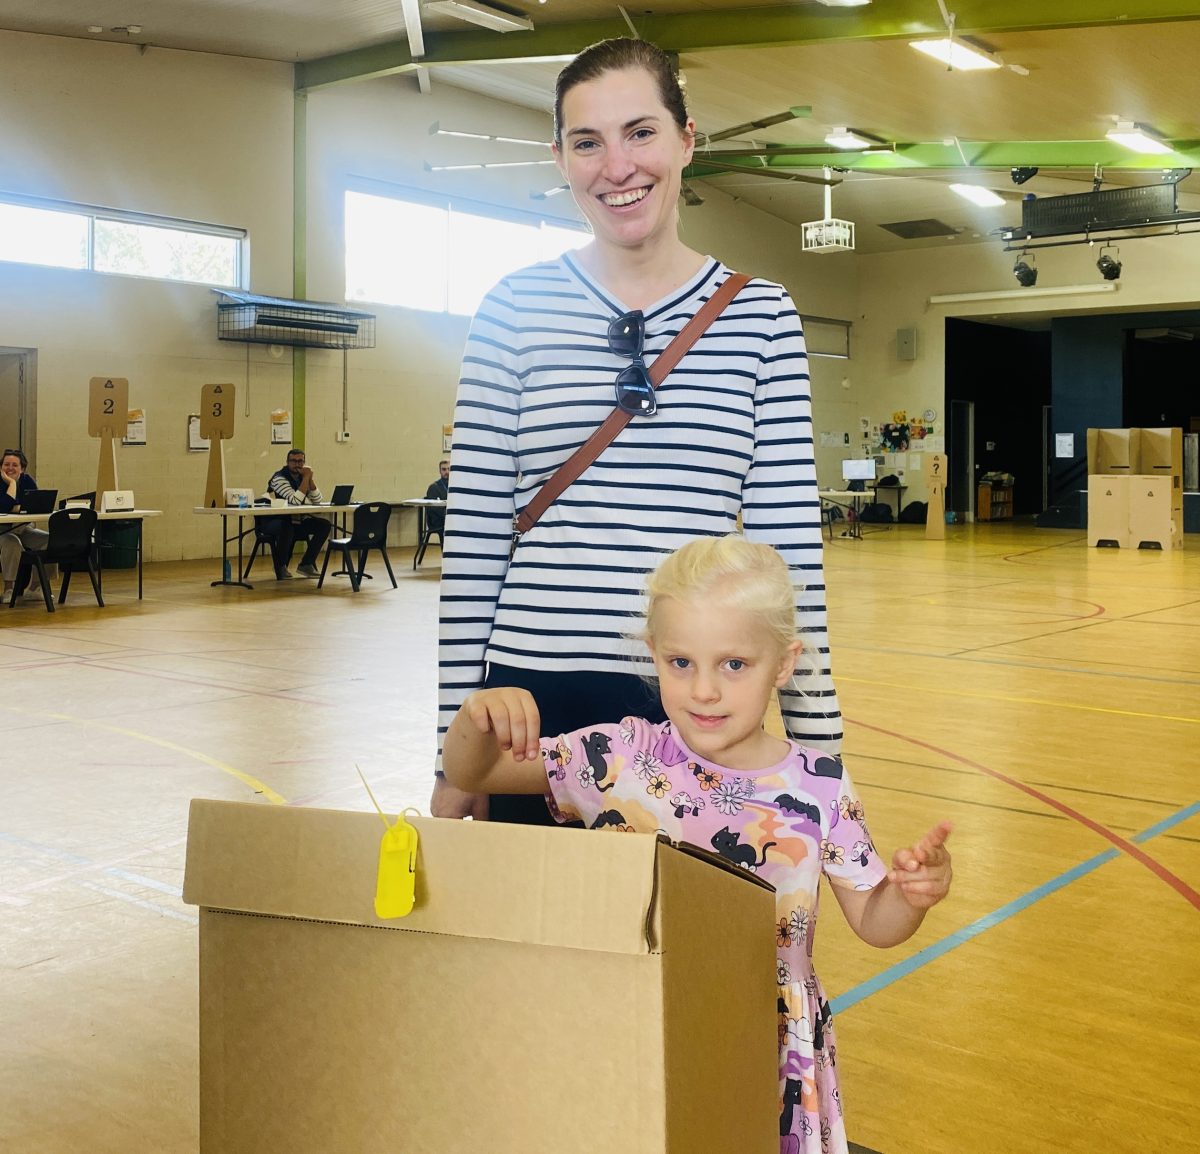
[432,38,840,822]
[0,448,49,598]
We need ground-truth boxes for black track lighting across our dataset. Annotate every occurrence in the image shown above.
[1013,253,1038,287]
[1096,245,1122,281]
[1010,166,1039,185]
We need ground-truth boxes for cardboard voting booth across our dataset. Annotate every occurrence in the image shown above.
[1087,428,1183,549]
[183,800,778,1154]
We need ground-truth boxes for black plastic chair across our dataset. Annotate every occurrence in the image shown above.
[9,508,103,613]
[241,523,276,581]
[413,510,444,569]
[317,502,396,592]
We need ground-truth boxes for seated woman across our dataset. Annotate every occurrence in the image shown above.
[0,448,49,598]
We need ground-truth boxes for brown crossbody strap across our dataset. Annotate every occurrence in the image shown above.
[513,272,750,540]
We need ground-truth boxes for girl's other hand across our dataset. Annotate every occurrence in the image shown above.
[462,688,542,762]
[888,821,953,909]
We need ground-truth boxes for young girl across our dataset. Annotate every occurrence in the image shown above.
[443,534,953,1154]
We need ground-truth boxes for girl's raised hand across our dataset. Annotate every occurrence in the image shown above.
[888,821,953,910]
[462,688,542,762]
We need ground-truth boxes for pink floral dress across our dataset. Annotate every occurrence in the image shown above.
[542,717,886,1154]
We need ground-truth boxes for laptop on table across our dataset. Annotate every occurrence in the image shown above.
[329,484,354,506]
[18,489,57,515]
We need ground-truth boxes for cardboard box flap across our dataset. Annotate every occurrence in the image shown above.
[183,800,663,956]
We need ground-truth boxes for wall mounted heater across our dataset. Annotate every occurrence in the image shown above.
[213,291,377,350]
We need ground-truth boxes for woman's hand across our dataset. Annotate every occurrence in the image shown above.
[461,687,542,763]
[888,821,953,910]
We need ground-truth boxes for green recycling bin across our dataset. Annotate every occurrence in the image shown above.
[98,522,139,569]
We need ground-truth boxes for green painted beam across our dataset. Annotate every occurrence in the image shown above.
[686,140,1200,175]
[297,1,1200,91]
[293,89,307,448]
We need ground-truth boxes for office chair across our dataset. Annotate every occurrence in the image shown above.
[317,502,396,592]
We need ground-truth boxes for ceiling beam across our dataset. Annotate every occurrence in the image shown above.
[296,1,1200,90]
[686,140,1200,176]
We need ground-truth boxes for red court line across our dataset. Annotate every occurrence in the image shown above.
[848,717,1200,911]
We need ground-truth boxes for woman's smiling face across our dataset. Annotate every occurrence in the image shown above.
[553,66,695,256]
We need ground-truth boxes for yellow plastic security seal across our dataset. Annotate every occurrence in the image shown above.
[375,811,419,919]
[357,767,420,919]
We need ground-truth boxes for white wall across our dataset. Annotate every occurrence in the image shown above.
[0,30,294,559]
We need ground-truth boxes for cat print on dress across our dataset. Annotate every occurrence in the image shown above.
[710,825,776,871]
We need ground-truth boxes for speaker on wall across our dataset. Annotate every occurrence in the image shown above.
[897,327,918,361]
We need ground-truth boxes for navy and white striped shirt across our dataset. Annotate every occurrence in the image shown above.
[438,253,841,764]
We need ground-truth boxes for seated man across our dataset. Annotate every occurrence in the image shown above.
[424,458,449,536]
[261,449,331,579]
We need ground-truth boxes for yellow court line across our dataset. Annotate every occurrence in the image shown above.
[836,676,1200,726]
[0,704,288,805]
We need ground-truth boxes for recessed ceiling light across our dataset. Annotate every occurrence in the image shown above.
[1106,120,1171,155]
[910,38,1001,70]
[87,25,103,33]
[949,183,1005,207]
[813,0,872,6]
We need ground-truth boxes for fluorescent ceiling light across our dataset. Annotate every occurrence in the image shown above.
[430,124,548,148]
[929,283,1118,305]
[948,183,1005,207]
[824,127,884,150]
[424,0,533,32]
[814,0,871,6]
[426,159,555,171]
[1106,120,1171,155]
[909,38,1001,70]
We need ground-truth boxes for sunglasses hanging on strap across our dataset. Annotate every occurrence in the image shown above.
[512,272,751,555]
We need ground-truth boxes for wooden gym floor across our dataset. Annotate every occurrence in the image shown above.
[1,523,1197,1154]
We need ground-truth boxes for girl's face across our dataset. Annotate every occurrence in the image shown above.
[1,454,22,481]
[648,596,800,771]
[553,66,694,256]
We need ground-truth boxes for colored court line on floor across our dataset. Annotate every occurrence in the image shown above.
[831,799,1200,1016]
[0,703,287,805]
[849,717,1200,910]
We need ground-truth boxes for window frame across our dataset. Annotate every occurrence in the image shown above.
[0,190,246,288]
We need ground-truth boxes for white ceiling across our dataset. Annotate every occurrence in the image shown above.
[2,2,1199,252]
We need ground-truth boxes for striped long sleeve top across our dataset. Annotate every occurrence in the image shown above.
[437,253,841,765]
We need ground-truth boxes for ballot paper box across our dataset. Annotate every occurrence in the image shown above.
[183,800,778,1154]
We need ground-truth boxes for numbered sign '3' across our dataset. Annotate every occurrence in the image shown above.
[200,383,236,441]
[88,377,130,438]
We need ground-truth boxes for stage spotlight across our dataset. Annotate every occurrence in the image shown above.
[1011,167,1039,185]
[1096,246,1122,281]
[1013,253,1038,287]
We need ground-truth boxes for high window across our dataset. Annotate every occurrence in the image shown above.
[345,188,588,316]
[0,194,244,287]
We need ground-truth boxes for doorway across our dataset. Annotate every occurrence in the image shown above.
[0,347,36,471]
[945,319,1051,517]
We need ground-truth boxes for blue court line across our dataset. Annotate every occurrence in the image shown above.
[831,800,1200,1016]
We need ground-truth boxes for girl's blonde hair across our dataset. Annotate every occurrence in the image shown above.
[643,535,798,653]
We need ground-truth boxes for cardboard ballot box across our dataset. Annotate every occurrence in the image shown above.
[183,800,778,1154]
